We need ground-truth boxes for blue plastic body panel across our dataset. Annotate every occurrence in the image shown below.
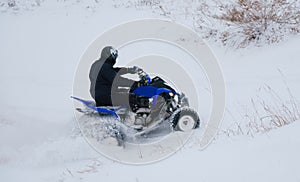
[71,96,121,118]
[133,86,172,97]
[133,86,175,107]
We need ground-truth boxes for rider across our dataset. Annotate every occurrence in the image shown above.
[89,46,140,107]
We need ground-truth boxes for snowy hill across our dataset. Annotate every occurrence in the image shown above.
[1,1,300,182]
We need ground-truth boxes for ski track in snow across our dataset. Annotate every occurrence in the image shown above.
[1,1,300,182]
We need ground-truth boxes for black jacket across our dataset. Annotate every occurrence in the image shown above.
[89,56,134,105]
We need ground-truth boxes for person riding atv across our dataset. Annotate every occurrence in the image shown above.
[89,46,141,107]
[79,45,199,136]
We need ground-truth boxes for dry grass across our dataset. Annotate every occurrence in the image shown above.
[195,0,300,48]
[219,83,300,137]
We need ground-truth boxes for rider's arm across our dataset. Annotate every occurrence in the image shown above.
[102,66,135,87]
[114,67,130,75]
[114,67,140,75]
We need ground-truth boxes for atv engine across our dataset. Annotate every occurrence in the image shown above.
[135,108,151,125]
[130,96,152,125]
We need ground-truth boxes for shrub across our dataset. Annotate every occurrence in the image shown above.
[195,0,300,48]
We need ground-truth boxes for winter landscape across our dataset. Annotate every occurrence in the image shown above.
[1,0,300,182]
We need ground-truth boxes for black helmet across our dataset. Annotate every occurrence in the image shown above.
[101,46,118,60]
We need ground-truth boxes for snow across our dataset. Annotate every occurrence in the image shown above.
[2,119,299,182]
[1,0,300,181]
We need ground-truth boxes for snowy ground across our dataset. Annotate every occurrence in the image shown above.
[1,1,300,182]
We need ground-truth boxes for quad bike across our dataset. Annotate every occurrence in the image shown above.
[71,67,200,144]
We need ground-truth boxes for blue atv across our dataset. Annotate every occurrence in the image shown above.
[71,68,200,137]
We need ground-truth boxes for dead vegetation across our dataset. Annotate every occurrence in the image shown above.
[219,83,300,137]
[195,0,300,48]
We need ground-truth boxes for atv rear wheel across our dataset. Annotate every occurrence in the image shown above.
[172,108,200,131]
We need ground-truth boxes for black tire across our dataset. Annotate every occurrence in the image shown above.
[172,108,200,131]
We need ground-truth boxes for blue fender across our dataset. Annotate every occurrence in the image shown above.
[132,86,175,107]
[70,96,120,118]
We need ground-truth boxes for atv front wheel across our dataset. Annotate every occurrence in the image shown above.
[172,108,200,131]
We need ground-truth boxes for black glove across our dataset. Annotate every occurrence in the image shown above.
[127,67,142,74]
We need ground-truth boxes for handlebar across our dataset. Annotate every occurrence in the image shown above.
[134,66,151,85]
